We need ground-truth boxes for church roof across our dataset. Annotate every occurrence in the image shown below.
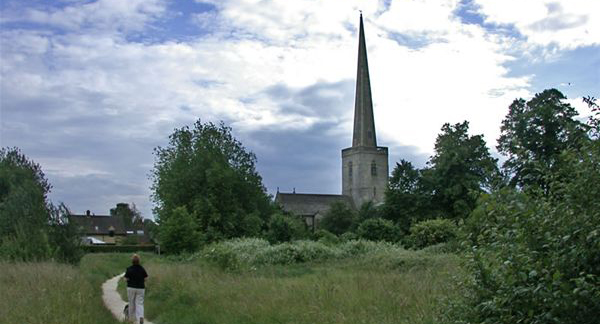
[275,192,355,216]
[352,13,377,148]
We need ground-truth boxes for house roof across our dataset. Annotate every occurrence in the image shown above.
[275,192,355,216]
[69,214,127,235]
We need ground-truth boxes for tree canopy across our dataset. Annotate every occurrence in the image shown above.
[497,88,588,191]
[0,147,81,262]
[151,120,273,247]
[384,121,498,225]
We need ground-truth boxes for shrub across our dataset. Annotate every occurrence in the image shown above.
[197,238,407,270]
[339,232,358,242]
[454,182,600,323]
[313,229,339,245]
[406,218,457,249]
[266,213,308,243]
[357,218,402,242]
[158,206,203,254]
[319,201,356,235]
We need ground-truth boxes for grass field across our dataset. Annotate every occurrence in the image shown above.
[1,246,464,324]
[0,253,150,324]
[141,245,464,324]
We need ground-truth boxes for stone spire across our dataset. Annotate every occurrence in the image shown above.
[352,13,377,148]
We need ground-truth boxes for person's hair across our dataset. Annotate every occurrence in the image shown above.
[131,254,140,265]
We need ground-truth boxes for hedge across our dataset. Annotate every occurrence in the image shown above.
[82,245,156,253]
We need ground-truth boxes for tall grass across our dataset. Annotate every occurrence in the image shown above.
[0,253,154,324]
[0,261,120,324]
[142,240,464,324]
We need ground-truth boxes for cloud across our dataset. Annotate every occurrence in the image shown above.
[1,0,594,218]
[474,0,600,49]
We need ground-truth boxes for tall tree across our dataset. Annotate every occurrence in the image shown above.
[110,202,143,227]
[151,120,272,245]
[0,147,81,262]
[427,121,499,219]
[383,160,429,231]
[497,89,588,191]
[0,147,53,260]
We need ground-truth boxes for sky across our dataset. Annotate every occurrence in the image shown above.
[1,0,598,219]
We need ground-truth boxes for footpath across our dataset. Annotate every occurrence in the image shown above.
[102,273,155,324]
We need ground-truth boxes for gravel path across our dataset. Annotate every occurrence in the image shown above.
[102,273,154,324]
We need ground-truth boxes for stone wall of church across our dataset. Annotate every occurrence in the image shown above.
[341,146,388,208]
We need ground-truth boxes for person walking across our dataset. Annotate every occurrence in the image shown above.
[124,254,148,324]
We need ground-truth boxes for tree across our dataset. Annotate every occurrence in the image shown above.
[266,213,308,243]
[158,206,201,254]
[0,147,53,261]
[110,202,143,227]
[357,218,401,242]
[382,160,429,231]
[427,121,499,219]
[0,147,82,262]
[497,89,588,191]
[319,201,356,235]
[151,120,273,244]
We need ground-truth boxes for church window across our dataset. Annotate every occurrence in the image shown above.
[349,161,353,178]
[371,161,377,176]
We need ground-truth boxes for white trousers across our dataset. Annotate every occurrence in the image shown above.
[127,287,145,322]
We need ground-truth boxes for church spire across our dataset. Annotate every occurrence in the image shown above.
[352,13,377,148]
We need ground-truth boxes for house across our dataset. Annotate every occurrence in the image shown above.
[69,209,152,245]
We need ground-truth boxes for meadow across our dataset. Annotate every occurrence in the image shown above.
[1,241,464,324]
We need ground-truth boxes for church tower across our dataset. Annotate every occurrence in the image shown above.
[342,14,389,208]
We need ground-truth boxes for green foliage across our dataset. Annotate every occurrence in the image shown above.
[151,120,272,243]
[319,201,356,235]
[383,122,498,230]
[159,206,202,254]
[455,138,600,323]
[313,229,339,244]
[427,121,500,219]
[267,213,308,243]
[357,218,402,242]
[198,237,410,270]
[357,201,381,223]
[383,159,428,231]
[497,89,588,191]
[405,218,457,249]
[146,248,462,324]
[48,203,84,263]
[0,147,82,263]
[110,202,142,228]
[339,231,358,241]
[0,147,53,261]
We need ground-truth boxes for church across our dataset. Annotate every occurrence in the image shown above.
[275,14,389,228]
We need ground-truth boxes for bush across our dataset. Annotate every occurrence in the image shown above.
[313,229,339,245]
[406,218,457,249]
[319,201,356,235]
[266,213,308,243]
[339,232,358,242]
[454,183,600,323]
[82,245,156,253]
[357,218,402,242]
[158,206,203,254]
[197,238,407,270]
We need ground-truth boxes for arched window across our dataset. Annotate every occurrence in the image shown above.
[371,161,377,176]
[348,161,353,178]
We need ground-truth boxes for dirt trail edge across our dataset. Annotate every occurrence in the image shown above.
[102,273,155,324]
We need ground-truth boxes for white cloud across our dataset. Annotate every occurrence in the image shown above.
[23,0,166,33]
[475,0,600,49]
[3,0,594,216]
